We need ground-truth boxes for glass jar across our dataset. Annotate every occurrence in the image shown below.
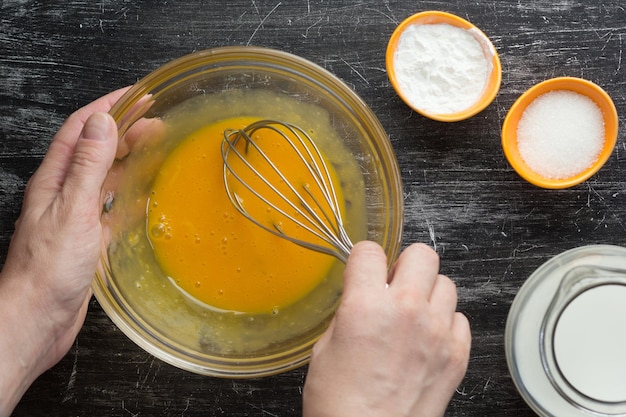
[506,245,626,416]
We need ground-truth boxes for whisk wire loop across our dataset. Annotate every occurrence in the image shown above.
[221,120,353,262]
[222,130,342,251]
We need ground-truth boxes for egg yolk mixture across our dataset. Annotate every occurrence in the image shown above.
[147,117,342,314]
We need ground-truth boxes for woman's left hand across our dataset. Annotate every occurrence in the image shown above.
[0,87,128,416]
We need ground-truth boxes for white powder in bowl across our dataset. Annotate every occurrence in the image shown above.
[516,90,605,180]
[392,23,491,114]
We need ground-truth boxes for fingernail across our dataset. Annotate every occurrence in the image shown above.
[81,112,111,141]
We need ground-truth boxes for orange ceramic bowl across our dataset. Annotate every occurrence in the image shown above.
[386,10,502,122]
[502,77,618,189]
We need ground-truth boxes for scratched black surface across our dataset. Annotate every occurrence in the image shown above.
[2,1,626,416]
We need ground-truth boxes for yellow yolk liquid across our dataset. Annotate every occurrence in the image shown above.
[147,117,341,314]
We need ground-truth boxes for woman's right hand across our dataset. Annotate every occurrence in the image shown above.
[303,241,471,417]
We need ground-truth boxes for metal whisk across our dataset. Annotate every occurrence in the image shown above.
[221,120,353,263]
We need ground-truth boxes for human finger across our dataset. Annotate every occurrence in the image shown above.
[428,274,459,326]
[115,116,165,159]
[411,313,471,417]
[452,312,472,357]
[25,87,130,205]
[59,112,118,216]
[45,87,129,160]
[388,243,440,297]
[55,87,130,144]
[342,241,388,298]
[446,312,472,384]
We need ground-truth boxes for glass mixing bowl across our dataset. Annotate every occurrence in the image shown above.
[93,46,403,377]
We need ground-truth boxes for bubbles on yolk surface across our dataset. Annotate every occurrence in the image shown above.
[146,117,342,314]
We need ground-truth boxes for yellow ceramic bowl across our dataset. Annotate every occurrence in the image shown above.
[386,10,502,122]
[502,77,618,189]
[94,47,404,377]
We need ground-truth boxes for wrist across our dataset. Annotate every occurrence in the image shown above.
[0,271,59,416]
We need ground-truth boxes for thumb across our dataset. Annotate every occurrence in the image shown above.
[62,112,118,206]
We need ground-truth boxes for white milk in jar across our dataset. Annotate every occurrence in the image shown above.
[505,245,626,417]
[553,284,626,402]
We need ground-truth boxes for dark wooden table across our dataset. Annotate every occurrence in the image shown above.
[2,1,625,416]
